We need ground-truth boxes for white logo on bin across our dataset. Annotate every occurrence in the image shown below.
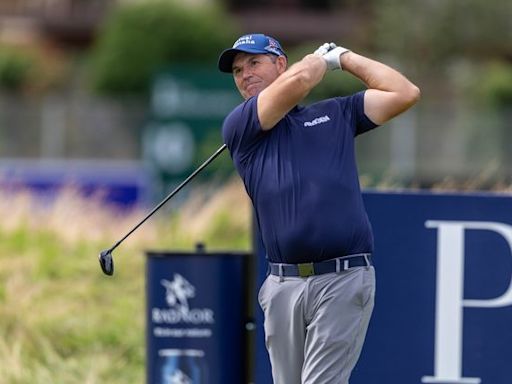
[161,274,195,311]
[152,273,215,325]
[167,369,192,384]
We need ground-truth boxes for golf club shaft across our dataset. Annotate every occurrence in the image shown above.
[109,143,227,253]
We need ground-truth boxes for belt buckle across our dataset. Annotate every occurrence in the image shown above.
[298,263,315,277]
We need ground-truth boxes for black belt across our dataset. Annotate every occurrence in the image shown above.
[269,253,372,278]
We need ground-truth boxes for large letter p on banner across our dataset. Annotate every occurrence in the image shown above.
[422,221,512,384]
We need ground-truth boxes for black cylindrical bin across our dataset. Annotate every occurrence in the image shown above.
[146,249,249,384]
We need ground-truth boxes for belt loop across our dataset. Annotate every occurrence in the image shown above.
[335,258,341,274]
[364,254,370,270]
[278,264,284,282]
[344,259,349,270]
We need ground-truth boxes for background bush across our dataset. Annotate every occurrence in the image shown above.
[89,0,238,96]
[477,62,512,109]
[0,46,34,91]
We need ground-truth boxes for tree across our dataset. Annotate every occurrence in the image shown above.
[89,0,238,96]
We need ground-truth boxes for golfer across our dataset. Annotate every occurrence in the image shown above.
[218,34,420,383]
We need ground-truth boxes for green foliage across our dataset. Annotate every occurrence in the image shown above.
[89,0,238,96]
[0,47,33,91]
[478,62,512,108]
[373,0,511,69]
[454,60,512,109]
[0,45,70,94]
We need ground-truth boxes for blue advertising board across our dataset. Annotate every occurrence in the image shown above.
[255,190,512,384]
[0,159,150,208]
[146,251,249,384]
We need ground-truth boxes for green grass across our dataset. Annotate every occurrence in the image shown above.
[0,179,251,383]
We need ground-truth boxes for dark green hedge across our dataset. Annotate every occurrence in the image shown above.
[0,47,33,91]
[89,1,238,96]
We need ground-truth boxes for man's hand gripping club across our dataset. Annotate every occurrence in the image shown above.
[314,42,351,71]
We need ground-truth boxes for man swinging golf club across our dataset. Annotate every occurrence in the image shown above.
[218,34,420,383]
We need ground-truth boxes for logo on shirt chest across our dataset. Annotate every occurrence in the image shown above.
[303,115,331,127]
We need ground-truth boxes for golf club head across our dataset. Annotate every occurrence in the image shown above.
[99,249,114,276]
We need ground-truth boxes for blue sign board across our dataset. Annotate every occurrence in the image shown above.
[255,190,512,384]
[146,251,248,384]
[0,159,150,208]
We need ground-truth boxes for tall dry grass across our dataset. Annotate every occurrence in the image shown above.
[0,177,251,383]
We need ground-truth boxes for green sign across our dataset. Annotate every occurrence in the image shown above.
[143,65,240,199]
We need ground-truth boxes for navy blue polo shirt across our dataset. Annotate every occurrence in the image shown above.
[222,91,378,263]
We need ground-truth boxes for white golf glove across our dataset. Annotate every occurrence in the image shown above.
[314,42,350,71]
[313,42,334,56]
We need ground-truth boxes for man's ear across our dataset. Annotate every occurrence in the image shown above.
[276,55,288,74]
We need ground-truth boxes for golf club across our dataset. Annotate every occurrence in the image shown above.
[98,143,227,276]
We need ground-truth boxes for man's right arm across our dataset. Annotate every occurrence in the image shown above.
[257,54,328,130]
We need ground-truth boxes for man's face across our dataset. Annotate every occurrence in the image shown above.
[232,53,286,100]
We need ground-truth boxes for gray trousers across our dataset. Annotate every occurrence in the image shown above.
[258,266,375,384]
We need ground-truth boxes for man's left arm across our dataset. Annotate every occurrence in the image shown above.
[322,43,420,125]
[328,50,420,125]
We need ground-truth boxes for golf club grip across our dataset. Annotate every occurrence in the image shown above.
[112,143,228,251]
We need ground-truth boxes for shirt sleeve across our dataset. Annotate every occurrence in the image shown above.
[337,91,379,137]
[221,96,264,170]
